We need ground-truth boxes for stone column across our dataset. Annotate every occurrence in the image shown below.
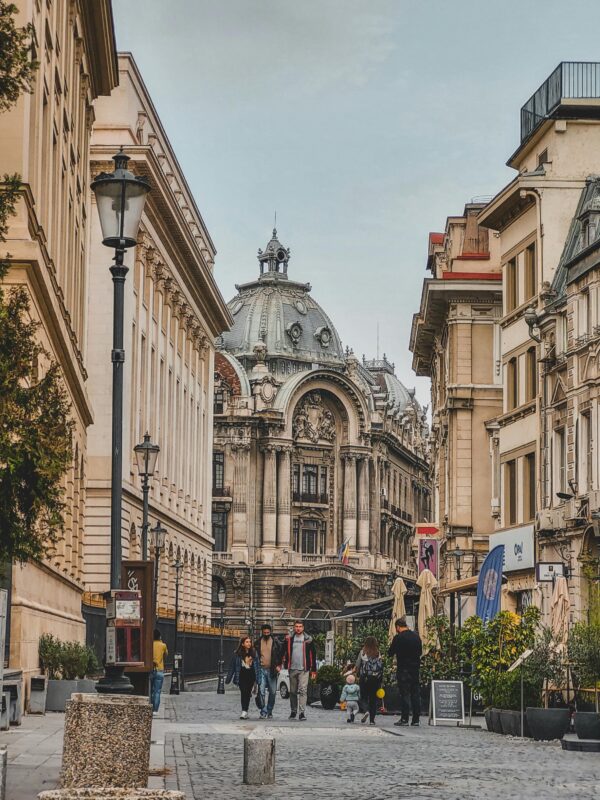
[342,453,357,550]
[232,443,250,555]
[358,457,370,551]
[277,446,292,550]
[262,444,277,558]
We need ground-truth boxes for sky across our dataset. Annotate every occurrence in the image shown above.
[113,0,600,403]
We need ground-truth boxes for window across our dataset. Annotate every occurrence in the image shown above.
[524,243,536,301]
[579,291,590,337]
[292,463,301,496]
[582,412,593,493]
[319,466,328,499]
[293,464,328,502]
[524,453,536,522]
[212,509,228,552]
[302,465,318,497]
[537,149,548,168]
[214,389,225,414]
[525,347,537,402]
[505,460,517,526]
[507,357,518,410]
[212,452,224,492]
[293,518,326,554]
[555,429,566,496]
[506,257,517,313]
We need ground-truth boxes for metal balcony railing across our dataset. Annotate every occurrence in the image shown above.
[212,486,231,498]
[292,491,329,505]
[521,62,600,143]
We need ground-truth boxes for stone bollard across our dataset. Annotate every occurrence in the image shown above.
[0,747,7,800]
[40,791,185,800]
[60,694,152,789]
[243,730,275,785]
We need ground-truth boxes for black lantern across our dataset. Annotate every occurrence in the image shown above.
[134,433,160,560]
[91,150,150,249]
[150,521,167,617]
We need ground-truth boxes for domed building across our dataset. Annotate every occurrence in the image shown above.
[211,230,430,631]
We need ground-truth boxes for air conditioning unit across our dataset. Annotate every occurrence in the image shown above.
[536,509,559,532]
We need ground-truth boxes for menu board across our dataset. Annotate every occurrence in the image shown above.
[429,680,465,726]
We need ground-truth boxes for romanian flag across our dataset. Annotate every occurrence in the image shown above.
[338,539,350,565]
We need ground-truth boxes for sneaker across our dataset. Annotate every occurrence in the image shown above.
[369,721,376,726]
[152,711,158,717]
[346,718,353,723]
[394,719,409,727]
[267,713,273,719]
[361,712,369,724]
[240,711,248,719]
[299,713,307,721]
[350,711,355,723]
[411,720,420,727]
[289,712,297,719]
[259,711,268,719]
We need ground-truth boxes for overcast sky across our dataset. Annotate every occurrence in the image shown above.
[113,0,600,403]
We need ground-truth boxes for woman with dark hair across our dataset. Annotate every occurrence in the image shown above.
[355,635,383,725]
[226,635,257,719]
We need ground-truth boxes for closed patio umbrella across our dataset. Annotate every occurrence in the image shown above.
[388,577,408,642]
[417,568,437,652]
[550,575,570,646]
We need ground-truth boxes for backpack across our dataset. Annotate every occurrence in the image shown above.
[362,655,383,679]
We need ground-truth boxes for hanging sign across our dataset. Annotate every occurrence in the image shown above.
[429,680,465,726]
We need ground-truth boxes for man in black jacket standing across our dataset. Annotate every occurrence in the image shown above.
[254,623,282,719]
[388,616,422,726]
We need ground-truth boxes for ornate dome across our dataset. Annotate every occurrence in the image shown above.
[219,229,344,367]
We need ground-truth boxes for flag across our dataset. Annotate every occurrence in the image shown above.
[476,545,505,624]
[338,539,350,565]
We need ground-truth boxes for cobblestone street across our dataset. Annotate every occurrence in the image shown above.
[161,688,600,800]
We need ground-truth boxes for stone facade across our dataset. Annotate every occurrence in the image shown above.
[410,205,503,610]
[478,62,600,620]
[212,230,430,629]
[0,0,117,680]
[86,55,231,624]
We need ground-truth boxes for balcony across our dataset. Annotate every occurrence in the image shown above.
[292,491,329,505]
[521,62,600,144]
[212,486,231,499]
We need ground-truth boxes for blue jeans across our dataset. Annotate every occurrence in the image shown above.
[151,669,164,712]
[257,668,277,715]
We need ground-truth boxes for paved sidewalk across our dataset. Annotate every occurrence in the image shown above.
[0,713,64,800]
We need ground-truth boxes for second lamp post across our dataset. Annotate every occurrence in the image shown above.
[134,433,160,560]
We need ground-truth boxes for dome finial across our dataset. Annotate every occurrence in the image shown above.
[257,224,290,279]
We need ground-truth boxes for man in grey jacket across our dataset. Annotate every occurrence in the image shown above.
[282,620,317,720]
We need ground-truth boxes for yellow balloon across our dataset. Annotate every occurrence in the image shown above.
[376,688,385,699]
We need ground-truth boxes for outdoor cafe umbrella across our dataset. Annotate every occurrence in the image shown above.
[388,577,408,641]
[417,568,437,651]
[550,575,570,647]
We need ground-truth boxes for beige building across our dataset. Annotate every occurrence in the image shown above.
[410,205,502,617]
[211,229,430,630]
[0,1,117,679]
[479,62,600,618]
[86,54,231,625]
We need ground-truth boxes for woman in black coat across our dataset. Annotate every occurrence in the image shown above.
[226,635,257,719]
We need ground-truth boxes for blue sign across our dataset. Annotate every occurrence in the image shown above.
[476,545,505,624]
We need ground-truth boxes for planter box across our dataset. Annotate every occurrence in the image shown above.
[307,683,321,706]
[28,676,47,714]
[319,682,340,710]
[526,707,570,741]
[46,680,97,712]
[489,708,502,734]
[574,711,600,740]
[498,709,530,737]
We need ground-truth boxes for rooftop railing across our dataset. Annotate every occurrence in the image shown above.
[520,62,600,143]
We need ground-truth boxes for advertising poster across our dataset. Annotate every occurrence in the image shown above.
[418,538,439,577]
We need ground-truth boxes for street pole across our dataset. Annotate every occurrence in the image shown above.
[217,603,225,694]
[141,469,150,560]
[153,546,160,617]
[170,559,182,695]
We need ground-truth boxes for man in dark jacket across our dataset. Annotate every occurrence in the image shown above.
[254,623,282,719]
[388,616,422,726]
[282,620,317,720]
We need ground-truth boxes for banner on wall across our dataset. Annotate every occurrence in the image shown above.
[418,538,439,577]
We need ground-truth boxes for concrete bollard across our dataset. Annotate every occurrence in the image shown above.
[243,730,275,785]
[0,747,6,800]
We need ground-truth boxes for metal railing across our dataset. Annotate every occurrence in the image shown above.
[521,62,600,143]
[212,486,231,498]
[292,491,328,504]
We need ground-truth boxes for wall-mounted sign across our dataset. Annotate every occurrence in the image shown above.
[489,525,535,572]
[415,524,440,538]
[536,562,565,582]
[418,538,439,577]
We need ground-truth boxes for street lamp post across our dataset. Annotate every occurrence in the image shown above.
[134,433,160,560]
[92,149,150,694]
[454,545,464,629]
[216,585,226,695]
[150,521,167,619]
[170,559,183,695]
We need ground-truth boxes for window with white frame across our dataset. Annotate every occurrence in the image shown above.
[554,428,567,499]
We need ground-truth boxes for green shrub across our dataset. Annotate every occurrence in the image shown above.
[316,664,343,685]
[568,623,600,688]
[38,634,98,679]
[38,633,61,679]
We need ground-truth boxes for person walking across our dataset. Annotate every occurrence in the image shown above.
[388,616,422,726]
[355,635,383,725]
[254,623,282,719]
[226,635,257,719]
[340,673,361,723]
[282,620,316,721]
[151,628,168,715]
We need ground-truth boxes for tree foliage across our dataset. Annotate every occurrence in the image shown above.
[0,3,71,563]
[0,1,37,113]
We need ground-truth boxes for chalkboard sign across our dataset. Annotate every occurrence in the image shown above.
[429,680,465,726]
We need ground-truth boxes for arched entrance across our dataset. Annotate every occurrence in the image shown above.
[284,575,364,633]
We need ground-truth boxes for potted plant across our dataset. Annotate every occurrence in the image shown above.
[568,622,600,739]
[40,634,100,712]
[524,627,569,741]
[316,665,343,710]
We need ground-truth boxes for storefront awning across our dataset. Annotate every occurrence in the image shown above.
[333,595,393,621]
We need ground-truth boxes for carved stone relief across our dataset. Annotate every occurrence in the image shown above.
[292,391,336,443]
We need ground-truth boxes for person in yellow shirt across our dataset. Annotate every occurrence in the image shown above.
[151,628,168,714]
